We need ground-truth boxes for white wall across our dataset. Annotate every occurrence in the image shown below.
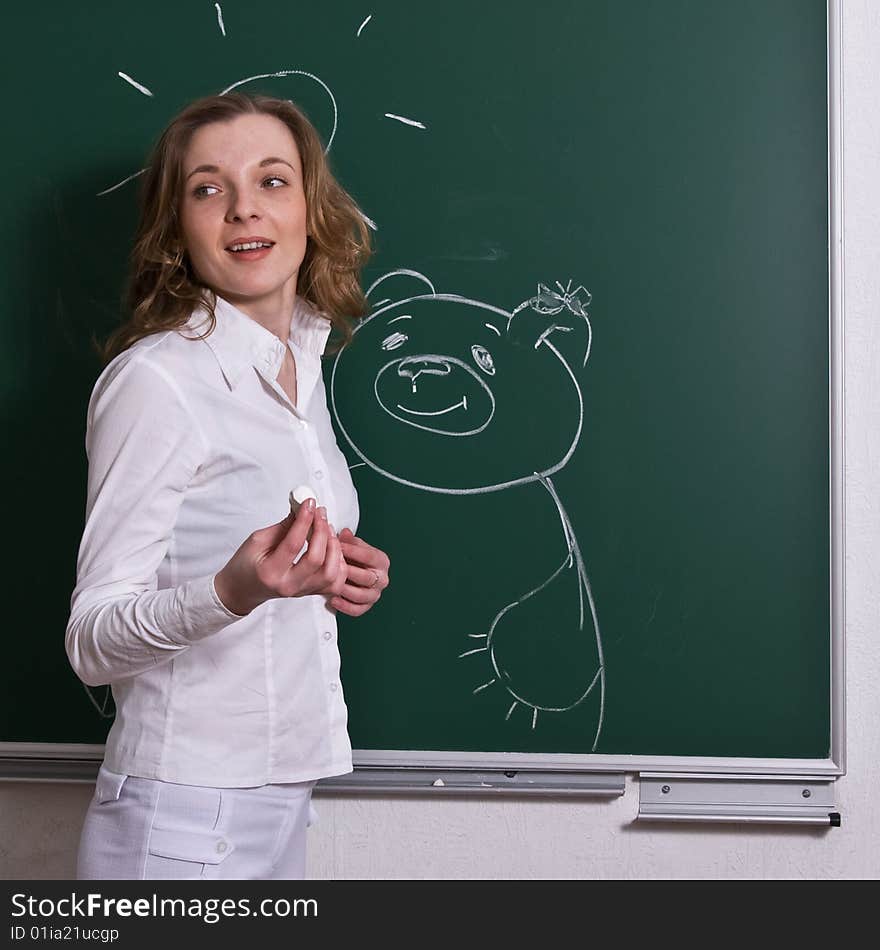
[2,1,877,880]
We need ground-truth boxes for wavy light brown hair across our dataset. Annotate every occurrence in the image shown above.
[98,92,372,364]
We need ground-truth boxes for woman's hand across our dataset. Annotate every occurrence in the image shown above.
[330,528,391,617]
[213,499,347,616]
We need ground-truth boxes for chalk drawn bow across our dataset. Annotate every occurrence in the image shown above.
[512,279,594,367]
[529,281,592,318]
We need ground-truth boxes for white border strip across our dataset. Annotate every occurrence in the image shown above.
[0,744,842,779]
[827,0,846,779]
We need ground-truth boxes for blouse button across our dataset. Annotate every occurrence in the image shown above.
[323,631,332,641]
[314,470,324,480]
[216,840,228,854]
[329,683,338,692]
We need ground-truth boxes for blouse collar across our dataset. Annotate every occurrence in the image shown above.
[183,294,333,390]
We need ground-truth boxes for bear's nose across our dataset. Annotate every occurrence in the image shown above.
[397,356,452,392]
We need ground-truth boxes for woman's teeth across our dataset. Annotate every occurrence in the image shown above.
[229,241,273,252]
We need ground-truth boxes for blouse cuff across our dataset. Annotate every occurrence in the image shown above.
[178,574,247,642]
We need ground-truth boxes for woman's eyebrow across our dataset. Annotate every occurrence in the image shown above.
[259,157,296,171]
[186,163,220,180]
[185,157,296,180]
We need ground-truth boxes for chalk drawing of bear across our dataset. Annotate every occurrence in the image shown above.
[330,269,606,751]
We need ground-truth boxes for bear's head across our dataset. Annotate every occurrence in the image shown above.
[329,271,592,494]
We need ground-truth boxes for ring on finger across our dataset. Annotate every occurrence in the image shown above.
[368,569,381,589]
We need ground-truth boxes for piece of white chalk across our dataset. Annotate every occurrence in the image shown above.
[432,778,445,787]
[289,484,318,515]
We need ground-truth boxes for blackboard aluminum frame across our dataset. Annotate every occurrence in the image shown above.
[0,0,845,787]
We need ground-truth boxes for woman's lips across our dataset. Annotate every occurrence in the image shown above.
[225,245,274,262]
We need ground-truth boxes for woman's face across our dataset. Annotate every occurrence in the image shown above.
[179,113,308,320]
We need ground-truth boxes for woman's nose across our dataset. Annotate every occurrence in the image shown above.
[224,189,260,222]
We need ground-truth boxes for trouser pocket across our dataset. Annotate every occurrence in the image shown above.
[144,784,234,880]
[94,766,128,804]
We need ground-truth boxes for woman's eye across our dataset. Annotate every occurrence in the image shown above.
[263,176,287,188]
[472,344,495,375]
[192,184,220,198]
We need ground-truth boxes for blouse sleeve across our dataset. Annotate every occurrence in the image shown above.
[65,354,242,687]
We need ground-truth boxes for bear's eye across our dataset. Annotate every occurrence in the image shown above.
[382,331,409,351]
[471,345,495,375]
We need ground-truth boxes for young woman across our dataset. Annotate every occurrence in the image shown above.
[66,93,390,880]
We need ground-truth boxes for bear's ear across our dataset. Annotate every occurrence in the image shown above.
[507,282,593,368]
[365,269,437,309]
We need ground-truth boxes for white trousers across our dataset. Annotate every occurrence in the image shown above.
[76,765,317,880]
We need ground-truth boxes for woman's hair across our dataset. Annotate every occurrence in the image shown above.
[97,92,372,364]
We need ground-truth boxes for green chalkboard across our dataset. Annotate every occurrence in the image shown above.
[0,0,835,770]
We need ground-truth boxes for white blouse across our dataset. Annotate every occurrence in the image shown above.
[66,295,359,787]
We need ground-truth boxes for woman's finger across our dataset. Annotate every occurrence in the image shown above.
[329,595,371,617]
[301,509,330,570]
[274,498,316,562]
[339,538,391,572]
[343,563,389,591]
[282,509,328,591]
[320,532,347,595]
[333,581,380,606]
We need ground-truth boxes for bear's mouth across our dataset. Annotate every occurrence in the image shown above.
[396,396,468,417]
[374,357,493,436]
